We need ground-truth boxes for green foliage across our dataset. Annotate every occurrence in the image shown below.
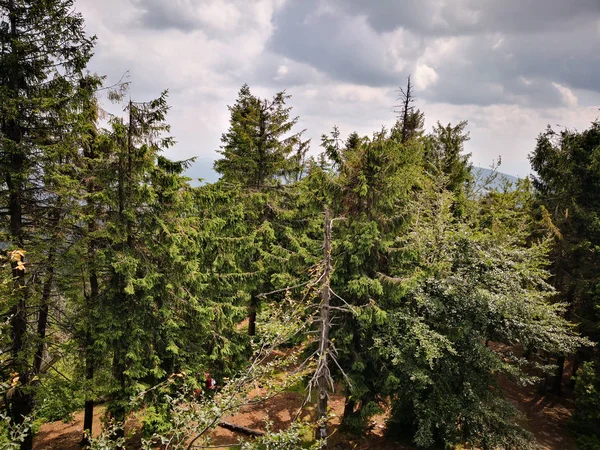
[239,421,321,450]
[33,374,84,423]
[530,120,600,445]
[376,179,583,448]
[0,5,592,448]
[0,412,34,450]
[424,120,472,216]
[530,121,600,341]
[140,405,173,437]
[214,84,307,188]
[0,1,100,445]
[573,362,600,448]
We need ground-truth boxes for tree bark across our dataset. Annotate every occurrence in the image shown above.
[82,126,99,446]
[343,398,356,422]
[218,421,265,437]
[81,270,98,446]
[248,298,257,336]
[552,354,566,394]
[32,254,55,376]
[400,75,413,144]
[570,352,580,388]
[316,208,332,445]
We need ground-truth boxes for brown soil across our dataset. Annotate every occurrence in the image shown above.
[32,406,142,450]
[207,385,408,450]
[499,367,578,450]
[33,359,578,450]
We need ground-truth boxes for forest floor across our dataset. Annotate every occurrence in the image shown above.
[33,349,578,450]
[31,379,579,450]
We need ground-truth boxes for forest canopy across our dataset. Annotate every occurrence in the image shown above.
[1,2,599,450]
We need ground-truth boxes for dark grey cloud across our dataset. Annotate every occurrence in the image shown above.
[415,23,600,107]
[131,0,269,39]
[332,0,473,35]
[334,0,600,35]
[134,0,199,31]
[76,0,599,181]
[268,0,412,86]
[268,0,600,107]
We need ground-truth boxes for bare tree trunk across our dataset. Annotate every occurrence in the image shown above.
[400,76,413,144]
[316,208,332,445]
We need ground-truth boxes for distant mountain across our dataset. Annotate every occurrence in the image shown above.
[186,163,522,190]
[472,166,520,191]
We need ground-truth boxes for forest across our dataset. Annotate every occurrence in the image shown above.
[1,1,600,450]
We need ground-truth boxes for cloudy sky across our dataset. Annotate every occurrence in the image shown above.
[76,0,600,181]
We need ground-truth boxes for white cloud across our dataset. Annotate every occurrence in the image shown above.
[276,64,289,80]
[552,82,578,107]
[196,1,242,32]
[413,64,439,90]
[74,0,599,181]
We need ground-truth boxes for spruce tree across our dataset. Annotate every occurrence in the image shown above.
[0,1,94,446]
[393,75,425,144]
[214,84,305,188]
[214,84,308,336]
[66,91,252,438]
[530,121,600,445]
[424,120,472,193]
[316,127,423,432]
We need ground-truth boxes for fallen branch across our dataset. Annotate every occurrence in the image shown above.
[218,421,265,437]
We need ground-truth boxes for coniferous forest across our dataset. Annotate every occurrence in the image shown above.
[1,1,600,450]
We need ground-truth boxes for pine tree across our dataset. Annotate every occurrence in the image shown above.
[0,1,94,446]
[392,75,425,144]
[530,121,600,445]
[424,120,472,193]
[214,84,309,336]
[214,84,305,188]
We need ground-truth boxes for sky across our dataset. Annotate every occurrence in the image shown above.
[75,0,600,182]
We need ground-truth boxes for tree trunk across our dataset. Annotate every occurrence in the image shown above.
[552,354,566,394]
[248,298,258,336]
[400,76,412,144]
[33,255,55,376]
[81,124,99,446]
[33,204,61,377]
[343,398,356,422]
[570,352,580,388]
[218,421,265,437]
[316,208,332,445]
[81,270,98,446]
[81,360,95,445]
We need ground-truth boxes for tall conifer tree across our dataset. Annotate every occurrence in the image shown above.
[0,1,94,446]
[214,84,308,335]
